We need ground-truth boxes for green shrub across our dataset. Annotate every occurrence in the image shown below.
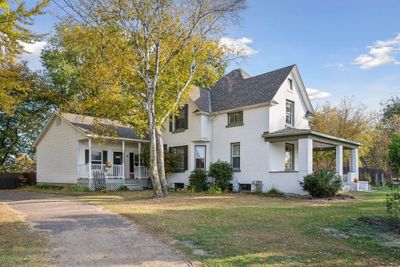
[264,187,284,197]
[208,160,233,191]
[207,186,222,194]
[34,184,62,190]
[386,183,400,221]
[389,134,400,176]
[189,169,208,192]
[301,170,342,198]
[118,185,129,191]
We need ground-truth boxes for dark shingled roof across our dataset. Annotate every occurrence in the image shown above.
[62,113,143,140]
[210,65,295,112]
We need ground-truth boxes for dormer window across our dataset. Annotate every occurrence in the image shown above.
[286,100,294,126]
[288,78,293,90]
[227,111,243,127]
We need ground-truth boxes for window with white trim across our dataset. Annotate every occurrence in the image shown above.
[227,111,243,127]
[231,142,240,170]
[286,100,294,126]
[285,143,294,171]
[195,145,206,170]
[91,151,102,165]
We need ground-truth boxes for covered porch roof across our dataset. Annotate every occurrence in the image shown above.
[262,128,361,149]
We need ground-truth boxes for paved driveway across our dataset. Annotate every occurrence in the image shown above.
[0,191,190,267]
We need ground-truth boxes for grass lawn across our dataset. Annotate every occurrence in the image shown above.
[0,203,47,267]
[18,187,400,266]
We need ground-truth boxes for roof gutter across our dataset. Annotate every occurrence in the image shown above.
[86,134,149,143]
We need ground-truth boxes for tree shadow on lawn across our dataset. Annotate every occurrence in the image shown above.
[113,203,400,267]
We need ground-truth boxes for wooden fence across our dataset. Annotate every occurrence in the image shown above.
[345,167,391,186]
[0,172,36,189]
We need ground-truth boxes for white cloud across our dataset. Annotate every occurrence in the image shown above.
[323,63,345,71]
[219,37,257,57]
[306,88,332,100]
[354,34,400,69]
[20,41,47,56]
[18,41,47,70]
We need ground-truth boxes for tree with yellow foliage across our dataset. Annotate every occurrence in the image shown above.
[51,0,245,198]
[0,0,48,115]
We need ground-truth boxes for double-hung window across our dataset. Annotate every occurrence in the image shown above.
[227,111,243,127]
[231,143,240,170]
[91,151,102,165]
[170,104,188,132]
[194,145,206,170]
[175,111,186,130]
[285,143,294,171]
[170,146,188,172]
[286,100,294,126]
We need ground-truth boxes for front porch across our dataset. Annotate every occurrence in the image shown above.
[77,137,149,190]
[263,129,367,194]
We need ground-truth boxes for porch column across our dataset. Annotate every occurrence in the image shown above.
[336,145,343,177]
[122,140,125,179]
[88,138,92,179]
[298,138,313,177]
[350,148,359,178]
[138,142,141,179]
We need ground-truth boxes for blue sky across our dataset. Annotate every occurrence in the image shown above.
[24,0,400,111]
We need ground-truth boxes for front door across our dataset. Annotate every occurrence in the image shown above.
[113,152,123,165]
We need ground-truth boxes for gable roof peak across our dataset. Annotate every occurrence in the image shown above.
[224,68,251,80]
[210,64,298,112]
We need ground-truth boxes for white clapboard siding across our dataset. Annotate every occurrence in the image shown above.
[36,117,85,184]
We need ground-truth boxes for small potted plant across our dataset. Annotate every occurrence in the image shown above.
[353,178,359,183]
[105,162,112,168]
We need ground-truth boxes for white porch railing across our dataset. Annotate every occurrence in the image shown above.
[134,166,149,179]
[78,164,124,178]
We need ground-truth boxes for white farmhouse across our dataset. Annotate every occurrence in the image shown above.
[35,65,366,193]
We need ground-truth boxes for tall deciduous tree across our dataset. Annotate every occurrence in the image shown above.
[312,98,375,170]
[365,97,400,172]
[389,134,400,176]
[0,0,48,115]
[52,0,244,198]
[0,63,52,171]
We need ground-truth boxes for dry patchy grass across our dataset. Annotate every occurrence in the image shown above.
[0,203,47,267]
[78,191,400,266]
[18,187,400,266]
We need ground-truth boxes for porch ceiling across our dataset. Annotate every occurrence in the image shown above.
[262,128,361,149]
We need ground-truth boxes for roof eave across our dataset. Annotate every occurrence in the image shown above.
[262,130,362,147]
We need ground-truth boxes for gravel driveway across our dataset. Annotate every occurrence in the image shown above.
[0,191,190,267]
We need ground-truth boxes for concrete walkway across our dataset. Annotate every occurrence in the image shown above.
[0,191,190,267]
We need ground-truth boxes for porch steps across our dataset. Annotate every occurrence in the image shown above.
[126,184,143,191]
[342,183,358,192]
[125,179,148,191]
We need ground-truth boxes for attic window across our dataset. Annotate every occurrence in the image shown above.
[288,78,293,90]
